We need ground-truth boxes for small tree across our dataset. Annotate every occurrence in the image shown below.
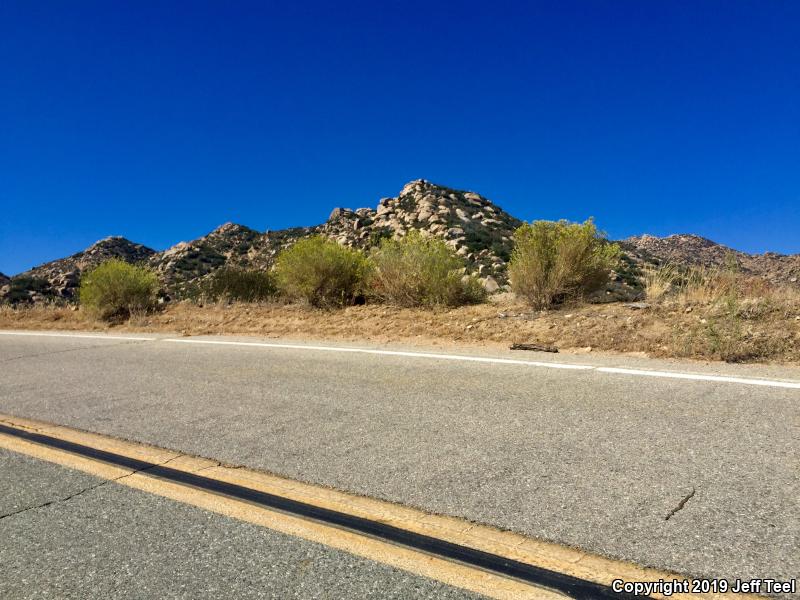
[368,231,486,307]
[509,219,620,309]
[274,236,368,307]
[79,259,159,320]
[201,268,276,303]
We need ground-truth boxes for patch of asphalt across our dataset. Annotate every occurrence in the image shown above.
[0,335,798,587]
[0,448,482,600]
[0,448,104,518]
[0,335,154,366]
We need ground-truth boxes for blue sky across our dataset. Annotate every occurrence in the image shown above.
[1,1,798,275]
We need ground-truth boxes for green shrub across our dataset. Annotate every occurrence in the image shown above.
[201,268,276,303]
[79,259,159,320]
[274,236,368,307]
[509,219,620,309]
[368,231,486,307]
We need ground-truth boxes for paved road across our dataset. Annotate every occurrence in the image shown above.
[0,448,479,599]
[1,332,798,590]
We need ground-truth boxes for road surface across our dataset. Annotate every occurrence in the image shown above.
[1,331,798,596]
[0,447,479,599]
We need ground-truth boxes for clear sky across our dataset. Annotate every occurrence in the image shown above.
[1,1,798,275]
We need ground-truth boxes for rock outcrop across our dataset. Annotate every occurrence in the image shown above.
[149,223,265,287]
[319,179,521,285]
[144,179,522,297]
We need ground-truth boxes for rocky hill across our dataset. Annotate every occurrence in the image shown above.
[3,237,155,304]
[622,234,800,285]
[145,179,522,298]
[3,179,798,304]
[319,179,521,287]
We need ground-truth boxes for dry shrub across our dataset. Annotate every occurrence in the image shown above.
[368,231,486,307]
[274,236,369,308]
[79,259,159,321]
[201,268,276,303]
[509,219,620,309]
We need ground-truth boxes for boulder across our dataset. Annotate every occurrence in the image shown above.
[481,276,500,293]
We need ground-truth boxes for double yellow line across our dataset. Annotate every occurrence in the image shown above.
[0,414,743,600]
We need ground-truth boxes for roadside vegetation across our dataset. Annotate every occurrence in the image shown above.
[5,289,797,364]
[4,229,798,365]
[200,267,276,303]
[368,231,485,307]
[641,261,798,362]
[79,259,159,321]
[509,219,620,309]
[274,236,369,307]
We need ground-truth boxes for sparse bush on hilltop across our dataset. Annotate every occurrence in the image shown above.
[368,231,486,307]
[509,219,620,309]
[79,259,159,320]
[200,268,276,303]
[274,236,368,307]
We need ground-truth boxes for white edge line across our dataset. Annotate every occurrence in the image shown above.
[160,338,595,370]
[597,367,800,390]
[0,331,156,341]
[2,330,798,389]
[162,338,800,388]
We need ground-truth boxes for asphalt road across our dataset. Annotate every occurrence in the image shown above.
[0,448,480,599]
[1,332,798,591]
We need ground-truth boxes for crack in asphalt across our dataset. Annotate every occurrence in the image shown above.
[0,339,153,365]
[665,488,696,521]
[0,452,186,522]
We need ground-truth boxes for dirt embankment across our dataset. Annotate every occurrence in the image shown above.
[3,294,799,365]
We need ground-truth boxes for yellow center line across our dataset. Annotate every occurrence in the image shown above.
[0,413,750,600]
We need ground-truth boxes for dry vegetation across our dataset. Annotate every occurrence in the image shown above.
[637,265,800,363]
[3,278,799,364]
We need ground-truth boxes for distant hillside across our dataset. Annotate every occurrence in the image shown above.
[3,179,798,304]
[622,234,800,285]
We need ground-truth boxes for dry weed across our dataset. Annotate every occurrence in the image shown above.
[641,264,679,300]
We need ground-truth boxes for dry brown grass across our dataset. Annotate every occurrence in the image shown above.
[3,287,799,364]
[641,266,800,362]
[0,304,96,330]
[641,264,679,301]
